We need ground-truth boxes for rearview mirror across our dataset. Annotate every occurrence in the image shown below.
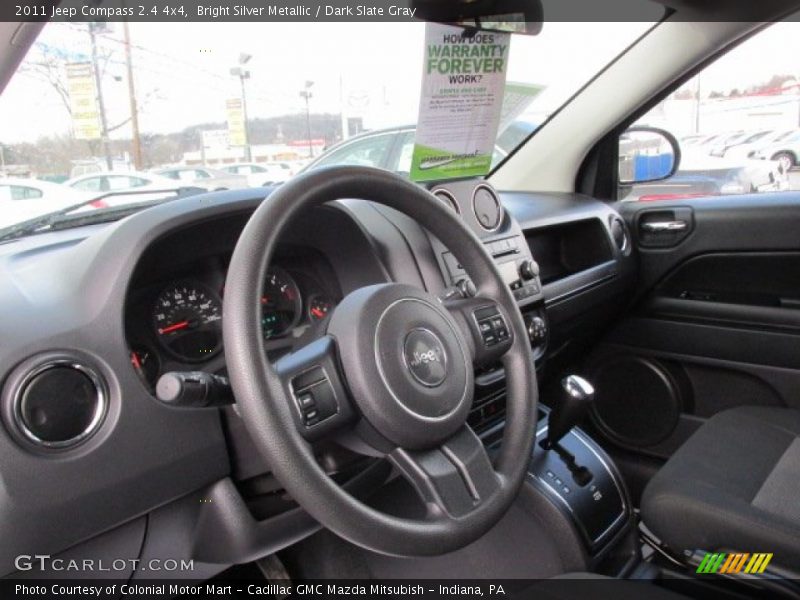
[619,126,681,185]
[412,0,543,35]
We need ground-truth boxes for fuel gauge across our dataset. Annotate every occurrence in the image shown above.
[131,345,160,388]
[308,294,334,322]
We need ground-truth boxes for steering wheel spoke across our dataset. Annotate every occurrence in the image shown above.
[273,335,357,441]
[443,296,514,367]
[389,425,501,519]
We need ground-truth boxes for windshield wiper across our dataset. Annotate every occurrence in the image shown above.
[0,187,203,243]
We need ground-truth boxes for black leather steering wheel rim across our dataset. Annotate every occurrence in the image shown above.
[223,166,537,556]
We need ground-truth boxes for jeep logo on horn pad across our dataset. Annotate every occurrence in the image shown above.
[403,328,448,387]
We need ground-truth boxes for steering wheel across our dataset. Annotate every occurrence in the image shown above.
[223,166,538,556]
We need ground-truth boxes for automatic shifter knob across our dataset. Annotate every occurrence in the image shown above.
[545,375,595,449]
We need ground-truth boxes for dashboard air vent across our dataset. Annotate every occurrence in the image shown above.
[12,359,107,449]
[432,189,460,214]
[472,184,503,231]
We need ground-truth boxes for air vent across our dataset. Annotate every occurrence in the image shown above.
[609,216,630,254]
[472,184,503,231]
[12,359,107,449]
[432,189,460,214]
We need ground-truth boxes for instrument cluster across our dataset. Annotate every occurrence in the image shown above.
[126,256,339,389]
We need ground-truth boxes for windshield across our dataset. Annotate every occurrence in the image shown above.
[0,20,653,233]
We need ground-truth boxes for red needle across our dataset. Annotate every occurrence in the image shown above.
[311,308,325,319]
[158,320,189,335]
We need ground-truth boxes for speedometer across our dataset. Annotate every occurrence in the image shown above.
[261,268,302,339]
[153,281,223,362]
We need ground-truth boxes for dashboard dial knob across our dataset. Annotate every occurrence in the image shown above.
[519,259,540,281]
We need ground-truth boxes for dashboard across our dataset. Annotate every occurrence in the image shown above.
[0,179,636,577]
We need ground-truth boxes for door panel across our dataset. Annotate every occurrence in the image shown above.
[585,193,800,461]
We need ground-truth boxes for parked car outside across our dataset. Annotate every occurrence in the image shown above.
[723,128,799,160]
[625,148,788,201]
[221,162,293,186]
[709,129,772,157]
[301,120,539,176]
[64,170,202,206]
[681,133,722,148]
[69,158,132,178]
[154,166,248,190]
[752,130,800,171]
[0,177,96,227]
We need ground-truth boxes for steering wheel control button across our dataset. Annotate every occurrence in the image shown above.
[12,360,107,449]
[474,306,509,348]
[297,392,314,409]
[403,328,448,388]
[290,367,338,427]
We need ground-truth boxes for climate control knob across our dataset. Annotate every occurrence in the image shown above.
[519,259,540,281]
[527,316,548,345]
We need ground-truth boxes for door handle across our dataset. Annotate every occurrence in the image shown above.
[641,220,688,233]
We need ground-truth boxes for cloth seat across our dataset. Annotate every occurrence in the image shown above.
[641,406,800,569]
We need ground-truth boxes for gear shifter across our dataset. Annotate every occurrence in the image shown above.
[545,375,595,449]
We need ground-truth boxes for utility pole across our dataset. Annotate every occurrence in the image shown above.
[300,80,314,158]
[339,74,349,142]
[230,53,252,162]
[239,73,251,161]
[693,73,702,135]
[89,23,113,171]
[123,21,142,170]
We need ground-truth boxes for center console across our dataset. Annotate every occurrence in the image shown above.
[530,376,631,556]
[427,179,544,307]
[426,179,549,366]
[425,180,635,566]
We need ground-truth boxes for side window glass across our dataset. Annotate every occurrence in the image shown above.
[619,22,800,202]
[73,177,104,192]
[106,176,130,191]
[172,170,194,181]
[5,185,43,200]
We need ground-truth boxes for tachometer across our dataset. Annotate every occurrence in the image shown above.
[261,268,302,339]
[153,281,222,362]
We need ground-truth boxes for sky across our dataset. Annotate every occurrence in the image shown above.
[1,20,799,145]
[0,21,651,144]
